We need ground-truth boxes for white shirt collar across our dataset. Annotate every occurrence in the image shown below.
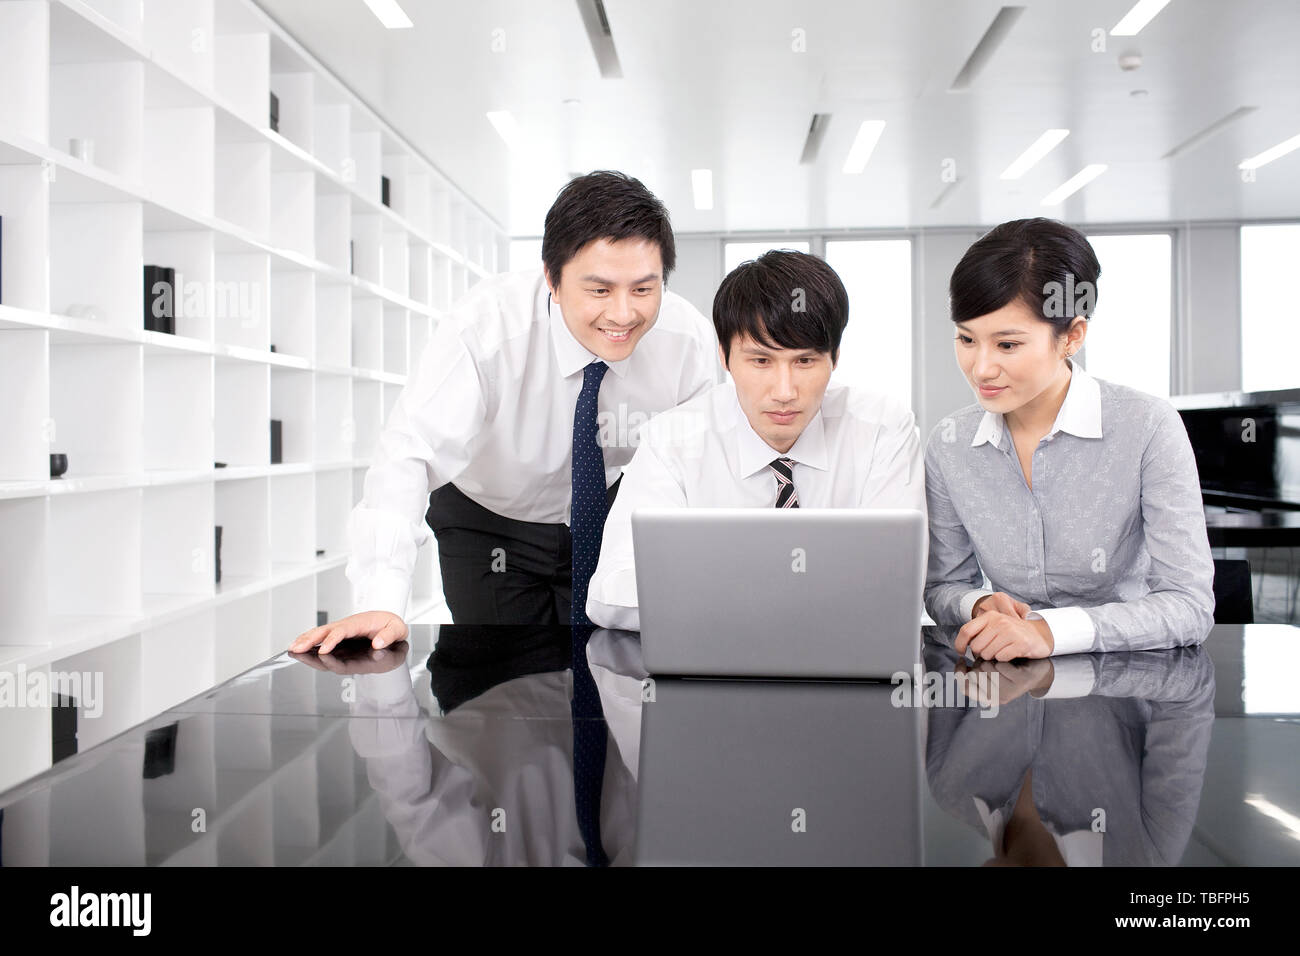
[971,358,1102,448]
[547,289,631,379]
[730,385,830,478]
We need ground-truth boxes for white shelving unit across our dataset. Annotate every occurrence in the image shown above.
[0,0,508,792]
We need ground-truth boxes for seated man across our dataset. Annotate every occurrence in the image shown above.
[586,249,926,630]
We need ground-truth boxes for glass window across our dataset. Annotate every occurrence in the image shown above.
[823,239,913,407]
[1083,233,1172,398]
[1241,223,1300,392]
[509,238,543,273]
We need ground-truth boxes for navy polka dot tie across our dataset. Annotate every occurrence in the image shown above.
[570,360,610,627]
[769,456,800,508]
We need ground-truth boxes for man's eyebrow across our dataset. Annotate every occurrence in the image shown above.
[579,273,661,284]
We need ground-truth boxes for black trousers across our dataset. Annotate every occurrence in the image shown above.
[425,480,620,625]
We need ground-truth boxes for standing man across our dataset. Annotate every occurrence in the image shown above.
[291,171,718,652]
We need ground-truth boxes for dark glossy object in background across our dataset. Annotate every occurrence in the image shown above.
[270,419,282,464]
[49,453,68,479]
[214,525,222,584]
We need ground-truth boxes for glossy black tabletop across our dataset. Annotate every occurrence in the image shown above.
[0,623,1296,866]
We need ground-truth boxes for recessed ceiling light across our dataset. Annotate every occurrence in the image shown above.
[1041,164,1108,205]
[842,121,886,174]
[1239,132,1300,171]
[691,169,714,210]
[361,0,413,29]
[486,111,521,149]
[1111,0,1172,37]
[1000,129,1070,180]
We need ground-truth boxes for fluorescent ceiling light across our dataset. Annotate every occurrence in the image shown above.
[691,169,713,210]
[1041,164,1108,205]
[1001,129,1070,179]
[1111,0,1171,36]
[842,121,886,174]
[1239,132,1300,170]
[486,111,521,149]
[361,0,413,29]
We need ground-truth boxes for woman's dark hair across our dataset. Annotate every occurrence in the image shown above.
[949,217,1101,334]
[713,249,849,364]
[541,170,676,286]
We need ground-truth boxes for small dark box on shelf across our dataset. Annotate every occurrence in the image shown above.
[381,175,391,207]
[52,693,78,762]
[269,91,279,132]
[316,610,328,627]
[270,419,283,464]
[214,525,223,584]
[143,264,175,334]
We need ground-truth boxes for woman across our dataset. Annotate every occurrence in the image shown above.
[924,217,1215,659]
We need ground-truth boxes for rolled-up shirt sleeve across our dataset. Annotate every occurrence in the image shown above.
[346,320,487,619]
[586,437,687,631]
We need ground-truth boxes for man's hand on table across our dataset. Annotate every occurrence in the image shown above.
[289,610,409,655]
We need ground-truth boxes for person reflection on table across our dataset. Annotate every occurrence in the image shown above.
[586,249,926,630]
[924,218,1215,658]
[291,627,638,866]
[921,635,1214,866]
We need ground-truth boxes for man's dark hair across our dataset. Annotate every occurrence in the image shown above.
[713,249,849,365]
[541,170,676,286]
[949,217,1101,334]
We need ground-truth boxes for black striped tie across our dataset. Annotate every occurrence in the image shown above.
[769,457,799,508]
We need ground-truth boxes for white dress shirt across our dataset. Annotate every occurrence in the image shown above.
[587,380,927,630]
[346,269,719,619]
[925,358,1215,654]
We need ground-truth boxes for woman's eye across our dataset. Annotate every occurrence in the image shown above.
[956,335,973,345]
[998,342,1019,350]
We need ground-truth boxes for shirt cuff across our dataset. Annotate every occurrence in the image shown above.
[1028,606,1096,656]
[960,589,995,621]
[1032,656,1097,699]
[354,570,412,621]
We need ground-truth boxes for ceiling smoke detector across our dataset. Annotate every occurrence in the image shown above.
[1119,52,1143,71]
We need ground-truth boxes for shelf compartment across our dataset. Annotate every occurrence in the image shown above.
[213,476,269,583]
[143,351,213,471]
[213,140,269,238]
[315,562,350,622]
[350,294,382,371]
[212,250,269,349]
[269,366,312,464]
[409,314,431,376]
[49,201,143,330]
[213,589,271,684]
[270,574,314,651]
[50,341,143,476]
[214,30,269,129]
[141,481,214,599]
[0,1,50,143]
[214,358,269,465]
[312,102,349,179]
[314,469,350,559]
[268,268,313,359]
[142,104,215,216]
[0,329,51,481]
[382,306,407,376]
[142,228,215,341]
[314,189,349,272]
[380,227,408,295]
[352,378,382,463]
[0,165,52,314]
[312,371,353,463]
[269,70,313,152]
[48,58,143,183]
[141,0,215,94]
[51,631,143,752]
[48,486,143,617]
[0,496,49,634]
[350,211,381,284]
[270,168,314,257]
[314,279,351,367]
[140,609,215,721]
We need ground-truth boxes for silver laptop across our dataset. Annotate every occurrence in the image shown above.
[631,508,925,678]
